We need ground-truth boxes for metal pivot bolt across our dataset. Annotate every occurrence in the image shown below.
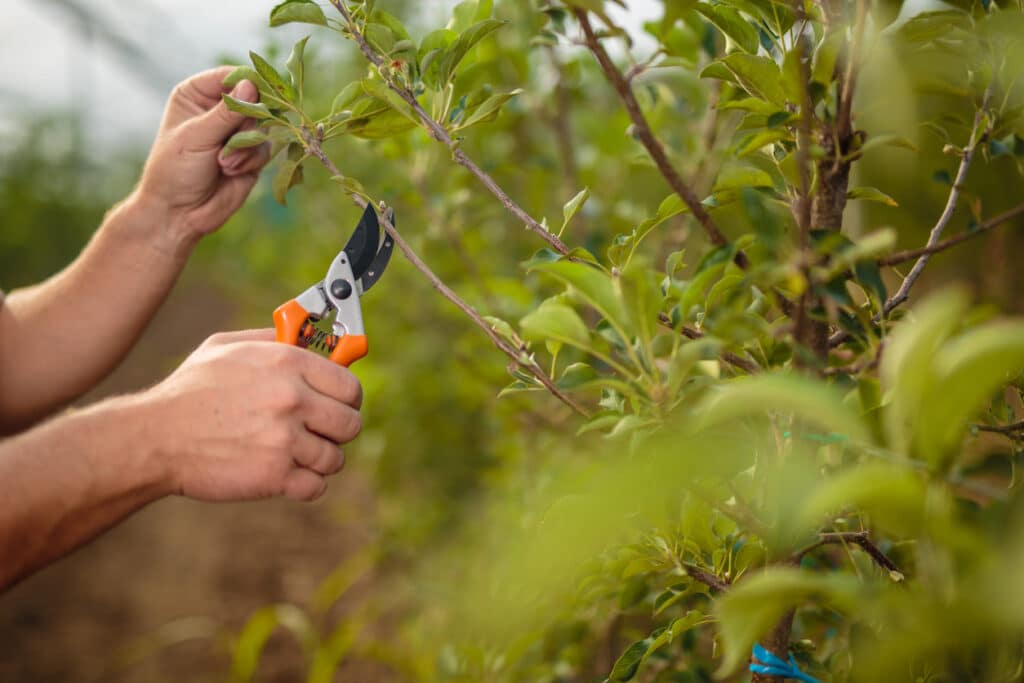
[330,278,353,300]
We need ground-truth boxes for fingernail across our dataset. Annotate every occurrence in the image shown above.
[230,80,258,103]
[220,150,241,164]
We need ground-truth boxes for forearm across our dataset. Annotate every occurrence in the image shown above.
[0,192,196,431]
[0,394,170,590]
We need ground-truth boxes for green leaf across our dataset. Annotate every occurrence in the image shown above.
[223,95,275,120]
[721,53,787,107]
[520,300,592,351]
[798,464,929,537]
[880,287,970,454]
[269,0,327,27]
[694,374,870,444]
[330,82,363,116]
[273,158,305,206]
[715,569,860,676]
[347,109,417,139]
[858,133,919,154]
[250,51,297,103]
[609,639,649,681]
[529,261,630,338]
[560,187,590,234]
[456,89,522,130]
[223,66,261,90]
[231,604,317,682]
[695,3,759,54]
[361,78,420,125]
[330,175,367,198]
[847,186,899,207]
[286,36,310,98]
[437,19,507,85]
[713,163,774,191]
[364,23,396,54]
[224,130,269,151]
[922,320,1024,462]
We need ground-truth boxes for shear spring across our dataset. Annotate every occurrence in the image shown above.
[300,320,339,353]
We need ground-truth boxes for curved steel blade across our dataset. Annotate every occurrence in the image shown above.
[343,203,380,281]
[358,208,394,294]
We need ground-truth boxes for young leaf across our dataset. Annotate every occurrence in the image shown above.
[529,261,630,338]
[722,53,787,107]
[437,19,507,85]
[223,95,275,120]
[715,569,861,676]
[286,36,310,97]
[695,3,759,54]
[361,79,420,125]
[273,158,305,206]
[456,89,522,130]
[224,130,269,151]
[847,187,899,207]
[223,66,261,90]
[560,187,590,234]
[250,51,297,103]
[520,300,592,351]
[269,0,327,27]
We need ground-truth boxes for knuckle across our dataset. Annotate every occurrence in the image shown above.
[274,382,305,413]
[340,409,362,442]
[339,372,363,408]
[264,424,295,453]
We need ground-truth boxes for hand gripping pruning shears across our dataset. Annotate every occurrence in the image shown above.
[273,203,394,367]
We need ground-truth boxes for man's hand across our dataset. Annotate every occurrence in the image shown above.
[142,329,363,502]
[136,66,271,251]
[0,330,362,588]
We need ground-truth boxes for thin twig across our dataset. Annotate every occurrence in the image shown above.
[572,9,748,269]
[658,314,761,374]
[682,562,731,592]
[883,98,990,314]
[829,97,992,347]
[975,419,1024,435]
[301,131,591,418]
[329,0,572,257]
[793,530,903,579]
[836,0,869,143]
[879,202,1024,266]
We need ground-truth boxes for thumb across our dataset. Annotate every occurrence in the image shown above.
[185,80,260,148]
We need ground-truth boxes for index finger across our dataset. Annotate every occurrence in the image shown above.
[297,352,363,409]
[177,66,237,107]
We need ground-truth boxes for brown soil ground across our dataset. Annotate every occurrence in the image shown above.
[0,277,388,683]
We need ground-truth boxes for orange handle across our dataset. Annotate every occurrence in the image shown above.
[274,299,367,367]
[329,334,368,368]
[273,299,309,346]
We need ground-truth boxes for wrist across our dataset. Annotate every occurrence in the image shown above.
[72,393,178,502]
[110,191,201,262]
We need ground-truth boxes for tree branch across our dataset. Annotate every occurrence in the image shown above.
[975,419,1024,436]
[793,531,903,580]
[300,131,591,418]
[658,314,761,374]
[572,9,748,269]
[881,99,990,315]
[829,96,993,347]
[328,0,572,257]
[682,562,731,593]
[879,202,1024,266]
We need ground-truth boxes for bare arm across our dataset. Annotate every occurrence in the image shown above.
[0,330,362,590]
[0,67,270,432]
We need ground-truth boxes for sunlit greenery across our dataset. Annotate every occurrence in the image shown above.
[205,0,1024,681]
[8,0,1024,681]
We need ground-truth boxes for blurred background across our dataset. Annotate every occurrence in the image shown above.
[1,1,1022,681]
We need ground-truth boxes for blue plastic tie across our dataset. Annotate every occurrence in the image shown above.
[749,644,820,683]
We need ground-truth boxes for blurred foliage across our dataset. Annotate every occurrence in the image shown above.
[8,0,1024,681]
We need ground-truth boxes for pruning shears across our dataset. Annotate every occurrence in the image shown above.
[273,203,394,367]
